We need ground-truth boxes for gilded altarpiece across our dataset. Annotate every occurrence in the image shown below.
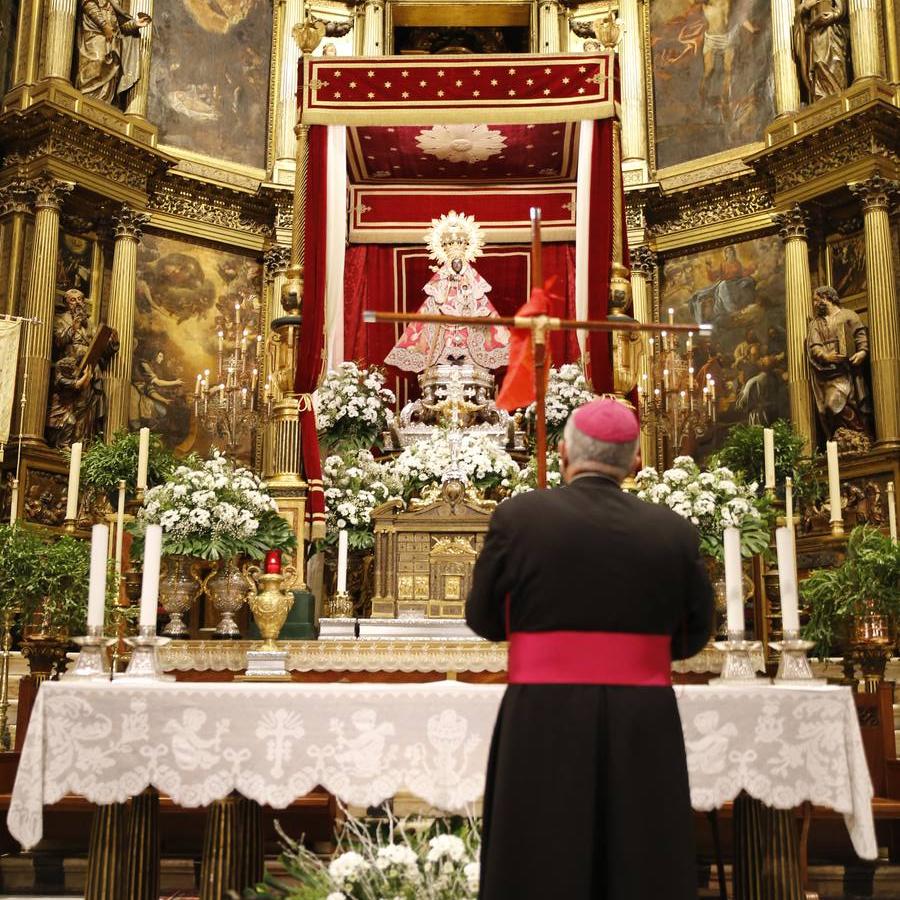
[648,0,775,170]
[371,498,491,619]
[659,233,789,460]
[133,232,262,459]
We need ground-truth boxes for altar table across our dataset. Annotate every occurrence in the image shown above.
[8,679,877,863]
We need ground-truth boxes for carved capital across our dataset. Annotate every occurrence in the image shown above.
[28,175,74,212]
[111,203,150,241]
[629,246,657,280]
[263,244,291,282]
[0,180,32,216]
[849,174,899,212]
[773,203,809,242]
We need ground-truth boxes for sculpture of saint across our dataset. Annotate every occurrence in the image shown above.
[74,0,151,106]
[805,285,873,447]
[385,212,510,375]
[793,0,850,103]
[46,289,118,448]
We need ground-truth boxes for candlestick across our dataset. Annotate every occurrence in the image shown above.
[888,481,897,543]
[87,524,109,630]
[140,524,162,631]
[667,307,674,325]
[763,428,776,491]
[8,478,17,525]
[114,480,126,580]
[136,428,150,492]
[336,529,348,595]
[234,302,240,327]
[826,441,843,535]
[775,526,800,633]
[195,373,202,397]
[723,527,743,634]
[65,441,82,522]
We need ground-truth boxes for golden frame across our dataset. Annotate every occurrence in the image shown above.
[825,230,868,313]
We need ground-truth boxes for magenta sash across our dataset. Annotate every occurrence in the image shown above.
[507,630,672,686]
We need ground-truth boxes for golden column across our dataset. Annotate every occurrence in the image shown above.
[123,0,155,117]
[362,0,384,55]
[850,175,900,448]
[18,176,73,443]
[105,204,149,439]
[619,0,648,173]
[773,204,816,454]
[273,0,304,182]
[849,0,886,80]
[630,246,657,469]
[40,0,77,81]
[770,0,801,114]
[539,0,561,53]
[10,0,43,88]
[0,181,32,317]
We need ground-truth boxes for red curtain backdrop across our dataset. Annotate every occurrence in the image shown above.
[294,124,328,538]
[344,243,579,405]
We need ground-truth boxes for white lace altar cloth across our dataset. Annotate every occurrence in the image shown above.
[8,681,875,859]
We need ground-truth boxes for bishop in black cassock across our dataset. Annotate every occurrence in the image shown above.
[466,397,714,900]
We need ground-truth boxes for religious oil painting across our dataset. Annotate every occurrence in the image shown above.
[826,231,867,308]
[649,0,775,170]
[133,232,262,461]
[660,234,788,460]
[147,0,272,169]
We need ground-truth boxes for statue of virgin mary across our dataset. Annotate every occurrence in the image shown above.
[385,212,510,374]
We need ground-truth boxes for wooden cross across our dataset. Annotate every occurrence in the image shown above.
[364,209,707,488]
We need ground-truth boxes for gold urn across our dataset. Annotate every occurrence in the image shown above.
[245,567,296,651]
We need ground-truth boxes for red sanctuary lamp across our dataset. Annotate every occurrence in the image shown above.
[264,550,282,574]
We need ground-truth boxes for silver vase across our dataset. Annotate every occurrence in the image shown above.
[204,558,252,640]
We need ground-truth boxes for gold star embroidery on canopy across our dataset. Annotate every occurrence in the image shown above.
[473,69,481,76]
[472,90,480,97]
[508,89,516,96]
[578,66,586,73]
[455,79,463,87]
[437,89,445,96]
[525,78,533,86]
[333,70,341,77]
[334,91,341,98]
[349,81,357,88]
[437,69,445,77]
[491,79,498,86]
[562,77,570,84]
[384,81,392,88]
[420,80,427,87]
[367,92,375,98]
[367,70,374,77]
[401,70,409,77]
[577,87,585,94]
[544,67,551,74]
[402,91,409,98]
[508,67,516,74]
[543,88,550,95]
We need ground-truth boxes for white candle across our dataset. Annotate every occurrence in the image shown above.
[9,478,18,525]
[826,441,842,525]
[65,441,82,521]
[114,481,126,579]
[139,524,162,630]
[136,428,150,491]
[888,481,897,543]
[336,529,348,595]
[785,476,793,532]
[87,523,109,630]
[775,526,800,634]
[723,527,744,635]
[763,428,776,490]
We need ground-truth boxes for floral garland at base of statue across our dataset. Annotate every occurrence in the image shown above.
[249,812,480,900]
[630,456,773,560]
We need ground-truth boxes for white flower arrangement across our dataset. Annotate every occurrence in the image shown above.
[266,811,480,900]
[386,431,521,501]
[322,450,402,549]
[511,451,563,495]
[631,456,772,560]
[526,363,595,444]
[315,362,396,452]
[135,450,295,560]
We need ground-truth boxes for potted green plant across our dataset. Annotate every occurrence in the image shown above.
[711,420,821,510]
[79,429,178,506]
[802,526,900,675]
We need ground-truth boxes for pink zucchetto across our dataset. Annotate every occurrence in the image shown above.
[572,397,640,444]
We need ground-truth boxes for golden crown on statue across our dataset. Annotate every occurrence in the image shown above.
[425,211,485,267]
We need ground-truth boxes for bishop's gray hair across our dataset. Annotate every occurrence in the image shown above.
[562,413,639,475]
